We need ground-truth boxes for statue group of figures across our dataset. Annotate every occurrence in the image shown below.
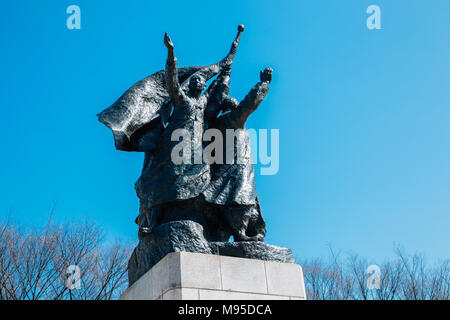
[98,25,292,285]
[99,25,272,243]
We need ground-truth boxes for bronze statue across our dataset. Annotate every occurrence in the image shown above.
[98,25,295,286]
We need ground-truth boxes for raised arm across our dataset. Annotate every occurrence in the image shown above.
[164,32,185,106]
[233,67,273,127]
[220,24,245,68]
[202,25,243,103]
[181,25,245,90]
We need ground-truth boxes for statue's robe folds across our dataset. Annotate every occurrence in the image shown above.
[135,94,210,212]
[202,81,270,208]
[202,118,257,207]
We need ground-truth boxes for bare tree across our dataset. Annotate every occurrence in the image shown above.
[374,259,404,300]
[2,215,448,300]
[299,245,449,300]
[301,247,355,300]
[0,218,132,300]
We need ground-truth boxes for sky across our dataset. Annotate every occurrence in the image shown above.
[0,0,449,264]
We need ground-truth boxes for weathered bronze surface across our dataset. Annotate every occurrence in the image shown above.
[98,25,294,286]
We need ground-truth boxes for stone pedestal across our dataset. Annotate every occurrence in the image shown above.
[120,252,306,300]
[127,221,296,286]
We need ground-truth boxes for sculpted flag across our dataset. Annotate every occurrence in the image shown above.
[98,65,216,151]
[97,27,243,152]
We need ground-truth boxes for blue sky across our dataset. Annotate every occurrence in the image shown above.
[1,0,449,263]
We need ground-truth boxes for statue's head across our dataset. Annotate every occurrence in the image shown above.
[189,74,206,93]
[221,97,238,113]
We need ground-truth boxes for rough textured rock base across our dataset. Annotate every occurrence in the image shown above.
[128,220,295,286]
[210,242,295,263]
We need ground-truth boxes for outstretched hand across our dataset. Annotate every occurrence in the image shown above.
[260,67,273,83]
[164,32,174,50]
